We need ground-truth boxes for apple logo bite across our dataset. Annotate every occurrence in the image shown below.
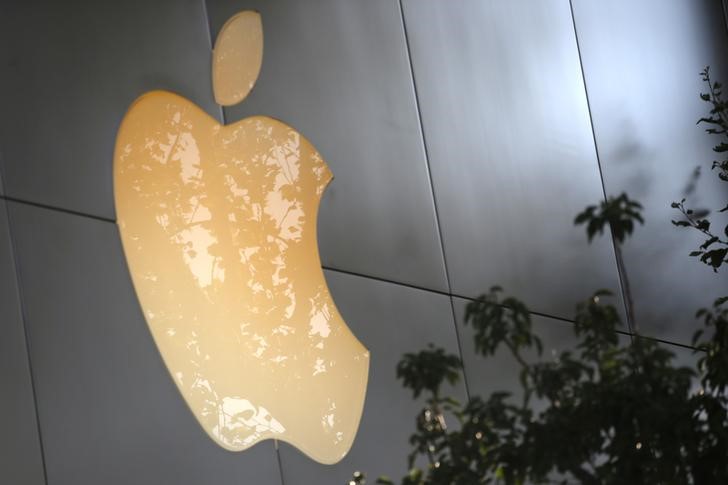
[113,11,369,464]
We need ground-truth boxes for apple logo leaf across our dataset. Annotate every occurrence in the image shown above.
[213,10,264,106]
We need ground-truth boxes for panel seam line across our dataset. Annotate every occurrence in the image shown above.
[0,191,696,351]
[321,264,695,351]
[397,0,472,399]
[568,0,635,337]
[1,197,50,485]
[0,194,115,223]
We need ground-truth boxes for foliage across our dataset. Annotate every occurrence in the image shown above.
[696,66,728,182]
[574,193,643,329]
[369,287,727,484]
[574,193,643,244]
[670,66,728,272]
[397,344,463,400]
[351,68,728,484]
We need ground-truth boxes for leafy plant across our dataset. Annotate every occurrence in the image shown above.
[575,193,643,329]
[670,67,728,272]
[351,68,728,484]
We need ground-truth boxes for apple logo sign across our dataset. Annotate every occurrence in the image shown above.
[113,11,369,464]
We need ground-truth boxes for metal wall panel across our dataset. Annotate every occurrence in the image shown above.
[401,0,624,321]
[205,0,449,292]
[0,0,218,220]
[571,0,728,344]
[0,200,45,485]
[279,270,466,484]
[659,341,702,395]
[0,152,5,196]
[8,203,281,485]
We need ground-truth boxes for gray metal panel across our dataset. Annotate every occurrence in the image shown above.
[0,150,5,196]
[571,0,728,344]
[205,0,449,292]
[0,200,45,485]
[0,0,218,220]
[401,0,623,320]
[658,340,700,376]
[279,270,466,484]
[8,202,281,485]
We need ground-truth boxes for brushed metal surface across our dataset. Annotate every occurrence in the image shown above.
[8,202,281,485]
[0,151,5,196]
[205,0,448,292]
[571,0,728,344]
[279,270,467,484]
[0,200,45,485]
[0,0,218,220]
[401,0,623,320]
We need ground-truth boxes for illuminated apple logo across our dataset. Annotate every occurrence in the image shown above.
[113,11,369,464]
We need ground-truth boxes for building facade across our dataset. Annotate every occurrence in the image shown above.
[1,1,727,483]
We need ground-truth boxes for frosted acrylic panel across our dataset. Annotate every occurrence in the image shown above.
[213,11,263,106]
[115,91,368,463]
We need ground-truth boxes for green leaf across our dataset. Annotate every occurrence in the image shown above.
[698,116,721,125]
[700,236,719,250]
[696,219,711,231]
[703,248,728,269]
